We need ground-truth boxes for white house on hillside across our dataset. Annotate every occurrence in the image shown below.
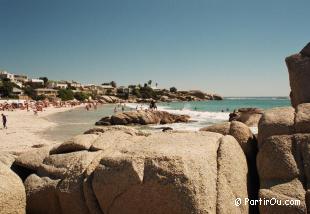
[0,70,15,81]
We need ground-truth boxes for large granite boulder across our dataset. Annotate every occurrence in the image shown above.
[200,121,259,213]
[22,127,250,214]
[257,104,310,213]
[0,162,26,214]
[229,108,264,127]
[285,43,310,107]
[200,121,256,158]
[95,110,190,126]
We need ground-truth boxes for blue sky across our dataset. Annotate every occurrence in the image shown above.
[0,0,309,96]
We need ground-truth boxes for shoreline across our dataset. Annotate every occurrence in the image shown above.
[0,105,82,154]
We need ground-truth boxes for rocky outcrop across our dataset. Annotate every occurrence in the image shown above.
[229,108,264,127]
[20,127,250,214]
[256,44,310,213]
[98,95,120,104]
[200,121,259,213]
[285,43,310,107]
[0,161,26,214]
[257,105,310,213]
[95,110,190,126]
[200,121,256,158]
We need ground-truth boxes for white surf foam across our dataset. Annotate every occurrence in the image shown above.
[125,102,230,131]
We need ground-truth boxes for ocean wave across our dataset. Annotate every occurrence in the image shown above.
[125,102,229,131]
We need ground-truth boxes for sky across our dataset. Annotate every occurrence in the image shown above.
[0,0,309,96]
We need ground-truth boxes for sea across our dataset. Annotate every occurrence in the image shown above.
[42,97,290,142]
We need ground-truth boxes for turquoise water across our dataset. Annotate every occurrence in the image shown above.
[157,97,290,112]
[42,97,291,141]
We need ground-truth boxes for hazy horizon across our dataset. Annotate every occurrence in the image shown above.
[1,0,309,96]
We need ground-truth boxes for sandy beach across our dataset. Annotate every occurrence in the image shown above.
[0,106,81,154]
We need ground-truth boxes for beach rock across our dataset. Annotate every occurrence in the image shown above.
[14,146,52,171]
[24,174,61,214]
[0,162,26,214]
[200,122,231,135]
[160,95,169,102]
[286,44,310,107]
[295,103,310,133]
[257,107,295,148]
[92,133,248,214]
[95,110,190,126]
[200,121,256,157]
[229,108,263,127]
[0,152,16,167]
[50,134,98,154]
[212,94,223,100]
[256,106,310,213]
[189,90,206,99]
[99,95,119,103]
[300,42,310,57]
[200,121,259,213]
[25,129,250,214]
[162,127,173,132]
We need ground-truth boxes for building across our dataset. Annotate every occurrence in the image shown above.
[12,87,24,96]
[30,79,44,86]
[68,81,82,88]
[83,84,104,96]
[101,85,117,95]
[48,81,68,89]
[117,86,132,94]
[34,88,58,98]
[14,74,29,83]
[0,70,15,81]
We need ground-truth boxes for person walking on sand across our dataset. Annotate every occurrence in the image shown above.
[1,113,7,129]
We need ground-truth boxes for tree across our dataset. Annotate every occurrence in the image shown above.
[74,92,88,101]
[170,87,177,93]
[0,79,13,97]
[24,86,36,99]
[140,85,157,99]
[148,80,152,86]
[110,81,117,88]
[39,77,49,87]
[58,89,74,101]
[132,87,141,98]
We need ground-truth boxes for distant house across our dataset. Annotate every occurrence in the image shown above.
[30,79,44,86]
[101,85,117,95]
[151,86,163,92]
[68,81,82,88]
[83,84,101,95]
[48,81,68,89]
[14,74,29,83]
[34,88,58,98]
[12,87,24,96]
[0,70,15,81]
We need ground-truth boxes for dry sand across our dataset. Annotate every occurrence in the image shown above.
[0,106,80,154]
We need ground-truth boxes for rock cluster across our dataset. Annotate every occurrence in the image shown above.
[97,95,120,104]
[134,91,223,103]
[229,108,264,127]
[255,43,310,213]
[286,43,310,107]
[12,127,249,214]
[0,153,26,214]
[95,110,190,126]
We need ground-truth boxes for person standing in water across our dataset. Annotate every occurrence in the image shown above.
[1,113,7,129]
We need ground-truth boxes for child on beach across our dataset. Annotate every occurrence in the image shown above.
[1,113,7,129]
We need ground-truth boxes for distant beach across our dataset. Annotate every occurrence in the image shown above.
[0,105,81,153]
